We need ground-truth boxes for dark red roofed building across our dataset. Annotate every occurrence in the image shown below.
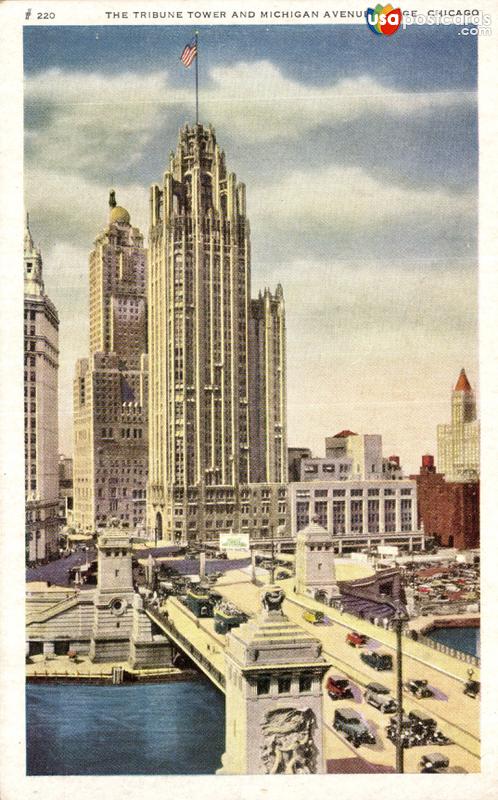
[410,456,479,550]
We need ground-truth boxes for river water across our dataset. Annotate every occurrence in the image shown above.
[26,679,225,775]
[425,625,480,658]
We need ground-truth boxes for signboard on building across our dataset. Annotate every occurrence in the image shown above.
[377,545,399,557]
[219,532,250,552]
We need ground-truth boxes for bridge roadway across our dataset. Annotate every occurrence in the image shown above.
[146,569,480,774]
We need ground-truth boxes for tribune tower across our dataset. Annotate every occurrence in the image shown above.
[147,124,287,543]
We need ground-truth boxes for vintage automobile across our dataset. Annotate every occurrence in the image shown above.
[326,677,354,701]
[419,753,450,773]
[346,631,368,648]
[405,678,434,698]
[333,708,376,748]
[360,651,393,671]
[408,710,437,735]
[463,679,480,698]
[302,609,325,624]
[386,715,413,748]
[364,682,397,713]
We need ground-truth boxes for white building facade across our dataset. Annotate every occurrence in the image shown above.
[147,124,288,543]
[289,479,423,554]
[24,217,60,562]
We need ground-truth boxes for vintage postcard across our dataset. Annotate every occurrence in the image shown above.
[0,0,497,798]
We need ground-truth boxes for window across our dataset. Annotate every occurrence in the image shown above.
[314,500,328,529]
[367,499,380,533]
[350,500,363,533]
[257,676,271,695]
[332,501,345,535]
[296,501,309,532]
[401,498,412,531]
[278,675,291,694]
[384,499,396,532]
[299,674,313,692]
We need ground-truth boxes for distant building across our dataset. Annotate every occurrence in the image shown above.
[301,432,404,482]
[73,193,148,532]
[58,455,73,526]
[289,478,424,554]
[24,216,60,563]
[288,447,312,482]
[437,368,479,482]
[410,455,479,550]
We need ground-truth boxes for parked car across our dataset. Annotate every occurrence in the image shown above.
[333,707,376,748]
[364,682,397,713]
[419,753,450,773]
[405,679,433,698]
[463,679,480,698]
[326,677,354,700]
[302,609,325,624]
[360,651,393,671]
[346,631,368,648]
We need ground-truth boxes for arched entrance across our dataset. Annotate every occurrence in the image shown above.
[155,512,163,544]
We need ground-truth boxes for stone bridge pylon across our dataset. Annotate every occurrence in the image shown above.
[218,585,330,774]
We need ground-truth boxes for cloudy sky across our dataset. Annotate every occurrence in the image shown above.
[24,24,478,473]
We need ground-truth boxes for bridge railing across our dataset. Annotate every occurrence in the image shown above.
[146,605,226,690]
[403,627,480,667]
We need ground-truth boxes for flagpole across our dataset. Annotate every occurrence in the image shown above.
[195,31,199,124]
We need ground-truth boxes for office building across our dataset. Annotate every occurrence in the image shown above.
[437,368,479,482]
[24,216,60,562]
[147,123,287,543]
[73,193,148,532]
[410,455,479,550]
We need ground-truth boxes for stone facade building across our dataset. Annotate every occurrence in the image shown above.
[73,194,148,532]
[437,368,479,482]
[289,478,423,554]
[26,523,171,668]
[147,124,287,543]
[24,216,60,562]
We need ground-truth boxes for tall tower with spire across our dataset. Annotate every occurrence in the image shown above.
[73,194,149,532]
[437,368,479,482]
[24,215,60,562]
[147,124,288,543]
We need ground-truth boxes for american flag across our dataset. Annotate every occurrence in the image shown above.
[180,37,197,68]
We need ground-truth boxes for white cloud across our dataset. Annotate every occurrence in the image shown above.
[248,163,473,230]
[24,63,475,179]
[25,166,149,247]
[203,63,475,141]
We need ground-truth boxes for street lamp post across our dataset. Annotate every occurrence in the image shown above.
[389,599,409,774]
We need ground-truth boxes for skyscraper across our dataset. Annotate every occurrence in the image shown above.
[147,123,287,543]
[73,194,148,532]
[437,368,479,482]
[24,216,60,562]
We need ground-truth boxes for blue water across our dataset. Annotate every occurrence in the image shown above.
[425,626,480,657]
[26,680,225,775]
